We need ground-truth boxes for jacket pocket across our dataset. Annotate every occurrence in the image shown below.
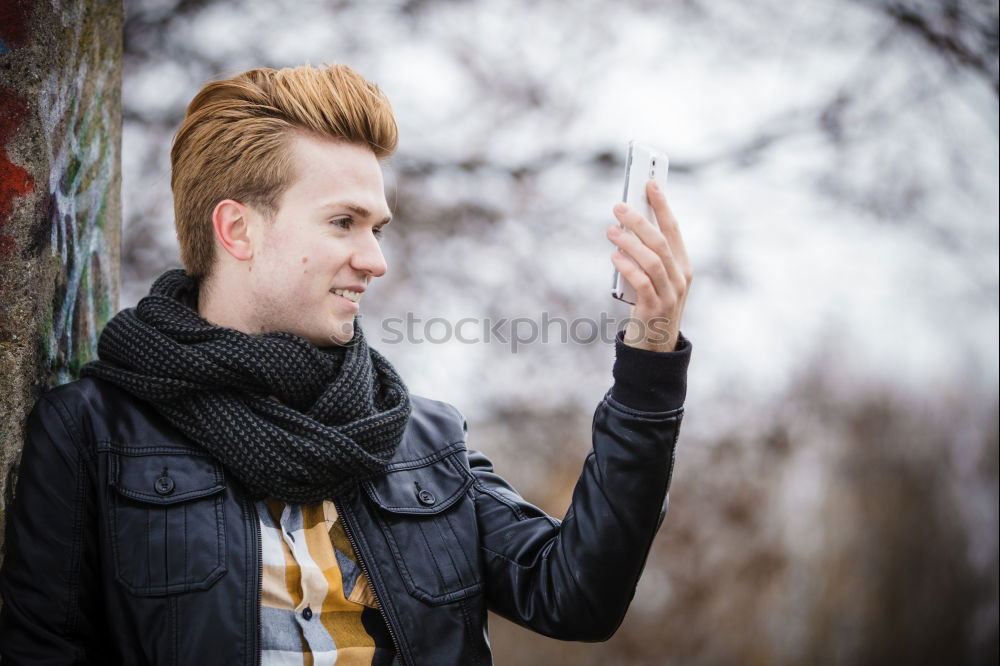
[363,453,480,605]
[108,451,227,596]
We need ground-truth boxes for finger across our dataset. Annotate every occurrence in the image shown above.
[614,200,664,248]
[646,181,693,284]
[610,248,658,305]
[612,202,682,290]
[607,224,671,299]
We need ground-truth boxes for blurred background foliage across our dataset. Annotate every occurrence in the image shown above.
[120,0,998,663]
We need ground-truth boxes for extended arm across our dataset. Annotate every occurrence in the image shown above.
[472,330,691,641]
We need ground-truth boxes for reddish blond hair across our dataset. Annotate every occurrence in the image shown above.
[170,64,398,278]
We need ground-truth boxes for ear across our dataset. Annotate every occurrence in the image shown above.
[211,199,255,262]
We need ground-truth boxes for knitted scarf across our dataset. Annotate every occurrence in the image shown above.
[81,269,412,503]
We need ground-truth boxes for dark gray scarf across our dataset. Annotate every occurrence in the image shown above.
[81,269,412,503]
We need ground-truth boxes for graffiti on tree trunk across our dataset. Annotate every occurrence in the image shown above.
[0,0,118,384]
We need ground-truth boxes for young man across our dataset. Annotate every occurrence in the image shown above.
[0,64,693,665]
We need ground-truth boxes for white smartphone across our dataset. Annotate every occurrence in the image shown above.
[611,140,670,305]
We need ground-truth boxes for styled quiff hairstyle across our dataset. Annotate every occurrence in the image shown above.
[170,64,398,279]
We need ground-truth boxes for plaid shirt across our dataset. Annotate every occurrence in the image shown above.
[257,498,398,665]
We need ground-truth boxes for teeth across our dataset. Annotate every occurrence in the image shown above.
[331,288,362,302]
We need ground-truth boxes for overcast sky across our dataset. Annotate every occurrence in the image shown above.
[121,0,999,423]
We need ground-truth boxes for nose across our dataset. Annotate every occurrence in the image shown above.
[350,231,388,279]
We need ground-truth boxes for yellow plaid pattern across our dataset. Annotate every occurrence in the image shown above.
[257,498,397,666]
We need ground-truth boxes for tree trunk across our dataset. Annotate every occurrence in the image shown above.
[0,0,122,560]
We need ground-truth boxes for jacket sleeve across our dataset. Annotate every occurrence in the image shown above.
[470,330,692,642]
[0,394,102,664]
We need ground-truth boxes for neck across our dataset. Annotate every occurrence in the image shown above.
[198,275,254,334]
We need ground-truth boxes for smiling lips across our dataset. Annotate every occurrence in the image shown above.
[331,287,363,303]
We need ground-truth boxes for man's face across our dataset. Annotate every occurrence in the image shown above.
[243,134,391,346]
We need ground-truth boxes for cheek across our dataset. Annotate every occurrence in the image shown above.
[257,255,311,299]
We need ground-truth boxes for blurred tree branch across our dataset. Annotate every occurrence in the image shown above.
[863,0,999,94]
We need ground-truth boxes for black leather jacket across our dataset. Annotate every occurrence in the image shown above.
[0,336,689,665]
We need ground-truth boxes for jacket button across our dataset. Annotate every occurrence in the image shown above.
[302,607,313,621]
[417,489,436,506]
[154,475,175,495]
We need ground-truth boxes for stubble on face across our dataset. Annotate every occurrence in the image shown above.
[245,253,356,347]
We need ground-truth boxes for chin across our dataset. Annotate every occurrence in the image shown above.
[323,321,356,347]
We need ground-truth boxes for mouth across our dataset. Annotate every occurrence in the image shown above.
[330,288,362,311]
[330,287,363,303]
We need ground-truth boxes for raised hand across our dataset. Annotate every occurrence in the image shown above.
[607,179,693,352]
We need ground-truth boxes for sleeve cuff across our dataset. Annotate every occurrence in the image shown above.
[611,329,692,412]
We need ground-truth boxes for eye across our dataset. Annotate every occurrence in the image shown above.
[331,217,387,241]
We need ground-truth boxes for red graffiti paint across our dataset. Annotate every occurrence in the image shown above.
[1,89,35,258]
[0,0,33,50]
[1,0,35,258]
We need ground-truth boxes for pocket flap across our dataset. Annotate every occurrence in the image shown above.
[110,453,226,505]
[363,455,472,515]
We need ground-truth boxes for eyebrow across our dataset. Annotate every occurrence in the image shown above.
[319,201,392,225]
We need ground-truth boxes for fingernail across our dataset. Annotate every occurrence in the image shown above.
[614,202,628,215]
[650,179,660,192]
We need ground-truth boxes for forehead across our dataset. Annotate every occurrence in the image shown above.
[279,133,388,212]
